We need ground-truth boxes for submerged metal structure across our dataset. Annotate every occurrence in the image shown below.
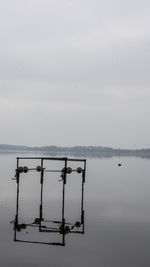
[13,157,86,246]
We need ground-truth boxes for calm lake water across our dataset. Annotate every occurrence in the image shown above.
[1,154,150,266]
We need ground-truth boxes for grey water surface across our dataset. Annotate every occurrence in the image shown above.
[0,154,150,267]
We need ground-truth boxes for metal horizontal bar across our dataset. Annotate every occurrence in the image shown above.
[69,230,84,234]
[39,229,60,233]
[67,159,86,162]
[16,157,86,162]
[44,169,80,173]
[15,239,64,246]
[16,157,68,160]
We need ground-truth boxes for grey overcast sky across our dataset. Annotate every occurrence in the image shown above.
[0,0,150,148]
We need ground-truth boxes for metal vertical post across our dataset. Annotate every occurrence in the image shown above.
[81,160,86,232]
[14,157,19,241]
[39,158,44,231]
[62,158,67,245]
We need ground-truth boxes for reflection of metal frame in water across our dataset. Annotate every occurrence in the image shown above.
[13,157,86,246]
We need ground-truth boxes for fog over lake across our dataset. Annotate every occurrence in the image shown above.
[0,1,149,265]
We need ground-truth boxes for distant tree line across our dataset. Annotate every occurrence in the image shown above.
[0,144,150,158]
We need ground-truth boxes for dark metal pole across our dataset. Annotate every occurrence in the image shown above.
[61,158,67,245]
[81,160,86,233]
[39,158,44,231]
[14,158,19,241]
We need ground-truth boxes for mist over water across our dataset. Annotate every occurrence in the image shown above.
[0,154,150,266]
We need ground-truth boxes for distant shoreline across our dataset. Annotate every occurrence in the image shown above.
[0,144,150,158]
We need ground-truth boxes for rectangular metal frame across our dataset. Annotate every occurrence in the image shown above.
[14,157,86,246]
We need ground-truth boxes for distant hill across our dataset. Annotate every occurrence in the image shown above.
[0,144,150,158]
